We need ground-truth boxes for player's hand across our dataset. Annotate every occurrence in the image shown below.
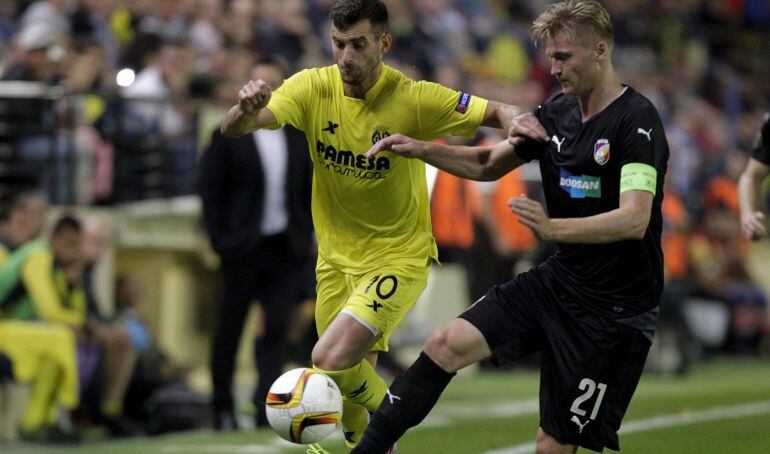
[238,79,272,115]
[740,210,767,241]
[365,133,424,159]
[509,194,554,240]
[507,113,549,146]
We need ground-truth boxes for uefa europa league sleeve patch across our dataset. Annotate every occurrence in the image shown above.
[455,92,472,114]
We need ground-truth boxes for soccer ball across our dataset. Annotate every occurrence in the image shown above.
[265,368,343,444]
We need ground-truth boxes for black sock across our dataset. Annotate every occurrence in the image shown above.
[352,352,455,453]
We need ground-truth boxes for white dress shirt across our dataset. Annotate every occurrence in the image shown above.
[253,129,289,235]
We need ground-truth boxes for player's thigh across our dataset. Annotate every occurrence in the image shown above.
[458,269,549,366]
[314,257,355,338]
[343,264,430,352]
[539,307,652,452]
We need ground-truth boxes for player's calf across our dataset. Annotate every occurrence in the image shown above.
[536,428,577,454]
[351,352,456,454]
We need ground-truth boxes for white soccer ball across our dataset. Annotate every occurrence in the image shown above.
[265,368,343,444]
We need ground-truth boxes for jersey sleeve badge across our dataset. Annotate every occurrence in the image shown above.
[455,92,472,114]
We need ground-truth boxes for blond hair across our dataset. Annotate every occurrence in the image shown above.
[531,1,613,47]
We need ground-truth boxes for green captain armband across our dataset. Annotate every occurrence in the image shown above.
[620,163,657,195]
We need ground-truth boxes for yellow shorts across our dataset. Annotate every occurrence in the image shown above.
[315,257,430,352]
[0,321,79,408]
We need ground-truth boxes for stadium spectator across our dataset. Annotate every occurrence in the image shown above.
[256,0,315,64]
[430,161,481,265]
[0,191,47,251]
[2,22,64,83]
[77,215,140,436]
[0,199,80,442]
[1,23,71,201]
[17,0,70,37]
[120,37,198,197]
[0,321,80,442]
[0,213,86,327]
[115,274,194,432]
[120,38,192,139]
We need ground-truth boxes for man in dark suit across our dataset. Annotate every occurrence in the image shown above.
[199,57,313,431]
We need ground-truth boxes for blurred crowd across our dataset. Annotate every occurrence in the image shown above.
[0,0,769,443]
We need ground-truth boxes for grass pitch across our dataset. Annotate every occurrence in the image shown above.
[5,358,770,453]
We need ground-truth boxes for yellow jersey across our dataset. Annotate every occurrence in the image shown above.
[267,64,488,273]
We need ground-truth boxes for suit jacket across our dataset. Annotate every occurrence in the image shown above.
[199,126,313,262]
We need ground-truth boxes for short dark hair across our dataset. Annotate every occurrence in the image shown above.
[52,214,82,236]
[330,0,389,36]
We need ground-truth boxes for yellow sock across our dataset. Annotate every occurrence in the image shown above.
[20,359,60,432]
[46,403,59,425]
[341,399,369,450]
[315,359,387,413]
[316,360,387,448]
[101,399,123,417]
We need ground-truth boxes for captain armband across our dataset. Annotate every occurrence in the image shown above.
[619,163,657,195]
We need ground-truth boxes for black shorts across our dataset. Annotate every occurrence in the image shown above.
[459,267,653,452]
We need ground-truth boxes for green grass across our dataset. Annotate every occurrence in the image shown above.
[6,358,770,453]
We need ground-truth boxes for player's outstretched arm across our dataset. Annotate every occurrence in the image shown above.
[366,113,548,181]
[366,134,524,181]
[510,189,654,244]
[738,157,770,240]
[220,79,278,137]
[482,100,524,130]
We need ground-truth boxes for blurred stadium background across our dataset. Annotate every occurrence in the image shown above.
[1,0,769,452]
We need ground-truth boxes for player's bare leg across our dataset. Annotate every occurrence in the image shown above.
[352,319,493,453]
[313,313,379,371]
[312,314,388,450]
[536,428,578,454]
[423,318,492,373]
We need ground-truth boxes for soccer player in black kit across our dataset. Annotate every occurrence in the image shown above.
[738,112,770,241]
[351,1,669,453]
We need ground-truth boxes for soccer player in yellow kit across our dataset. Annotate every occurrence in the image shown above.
[220,0,519,450]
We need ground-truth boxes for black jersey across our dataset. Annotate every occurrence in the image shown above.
[752,113,770,165]
[515,87,669,319]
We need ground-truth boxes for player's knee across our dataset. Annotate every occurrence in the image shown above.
[311,344,353,371]
[423,327,463,372]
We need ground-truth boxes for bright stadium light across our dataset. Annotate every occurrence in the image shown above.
[116,68,135,87]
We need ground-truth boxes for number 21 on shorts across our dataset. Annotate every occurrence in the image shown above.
[569,378,607,432]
